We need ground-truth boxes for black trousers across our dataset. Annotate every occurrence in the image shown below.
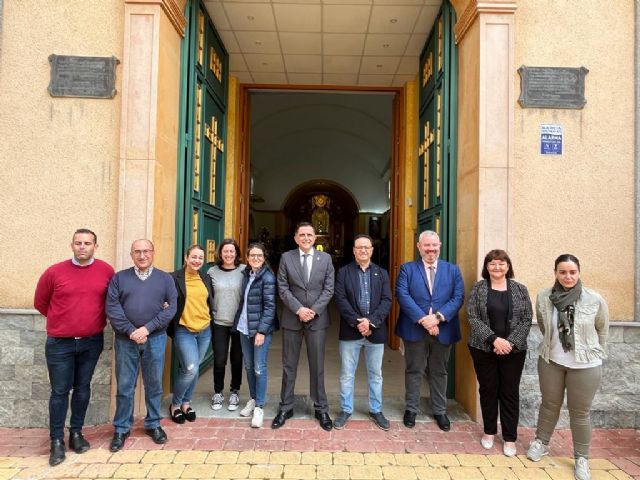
[469,346,526,441]
[212,323,243,393]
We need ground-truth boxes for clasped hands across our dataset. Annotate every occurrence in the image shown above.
[297,307,316,322]
[419,314,440,336]
[356,318,372,337]
[130,326,149,344]
[492,337,512,355]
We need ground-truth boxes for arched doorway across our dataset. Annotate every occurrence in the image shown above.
[277,179,360,270]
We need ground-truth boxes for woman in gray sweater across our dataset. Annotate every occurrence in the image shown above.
[207,239,246,412]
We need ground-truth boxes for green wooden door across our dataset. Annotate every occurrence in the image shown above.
[418,1,458,395]
[175,0,229,372]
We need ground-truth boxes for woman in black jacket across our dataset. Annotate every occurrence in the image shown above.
[233,242,278,428]
[168,245,215,424]
[466,249,533,457]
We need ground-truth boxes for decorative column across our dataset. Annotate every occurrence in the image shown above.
[451,0,517,421]
[115,0,186,416]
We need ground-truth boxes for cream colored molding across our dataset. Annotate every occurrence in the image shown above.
[454,0,517,44]
[125,0,186,37]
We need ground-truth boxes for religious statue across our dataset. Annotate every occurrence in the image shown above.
[311,194,330,235]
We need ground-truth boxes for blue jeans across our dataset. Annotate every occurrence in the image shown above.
[239,333,272,407]
[45,333,104,440]
[172,325,212,405]
[339,338,384,414]
[113,333,166,433]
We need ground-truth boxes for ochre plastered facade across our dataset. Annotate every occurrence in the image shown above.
[0,0,635,425]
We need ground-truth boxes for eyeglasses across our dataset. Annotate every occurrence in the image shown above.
[354,246,372,250]
[132,249,153,256]
[488,262,507,269]
[248,253,264,259]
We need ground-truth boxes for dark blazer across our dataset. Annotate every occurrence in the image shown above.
[466,279,533,352]
[168,268,215,338]
[233,265,279,337]
[277,248,335,331]
[335,261,392,344]
[395,259,464,344]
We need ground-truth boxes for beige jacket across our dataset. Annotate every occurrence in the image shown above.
[536,286,609,364]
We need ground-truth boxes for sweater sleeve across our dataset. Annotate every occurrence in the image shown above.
[33,268,53,316]
[144,274,178,334]
[106,273,136,336]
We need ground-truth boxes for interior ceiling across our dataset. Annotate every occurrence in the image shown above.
[203,0,440,86]
[250,91,394,213]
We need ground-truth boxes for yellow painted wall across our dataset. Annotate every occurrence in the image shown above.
[0,0,124,307]
[513,0,635,320]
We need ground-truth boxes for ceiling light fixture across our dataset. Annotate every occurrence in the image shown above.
[376,64,383,68]
[390,18,398,23]
[255,41,262,45]
[383,44,390,48]
[247,15,255,20]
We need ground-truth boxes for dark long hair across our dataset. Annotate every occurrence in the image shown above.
[216,238,242,267]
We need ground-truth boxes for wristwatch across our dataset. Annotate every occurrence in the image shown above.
[435,312,444,322]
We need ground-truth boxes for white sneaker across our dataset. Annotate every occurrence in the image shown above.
[526,438,550,462]
[211,393,224,410]
[251,407,264,428]
[239,398,256,417]
[575,457,591,480]
[228,392,240,411]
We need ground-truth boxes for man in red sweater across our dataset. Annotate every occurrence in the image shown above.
[34,229,114,466]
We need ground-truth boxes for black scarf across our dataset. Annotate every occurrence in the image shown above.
[548,279,582,352]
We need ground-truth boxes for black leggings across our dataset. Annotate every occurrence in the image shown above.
[212,324,243,393]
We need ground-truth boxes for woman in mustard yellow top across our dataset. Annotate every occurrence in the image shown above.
[168,245,215,423]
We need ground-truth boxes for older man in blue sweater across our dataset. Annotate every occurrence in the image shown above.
[106,239,177,452]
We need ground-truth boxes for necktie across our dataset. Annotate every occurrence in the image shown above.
[303,254,310,284]
[428,265,435,294]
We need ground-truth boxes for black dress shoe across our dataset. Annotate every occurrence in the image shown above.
[109,431,130,452]
[69,431,90,453]
[315,411,333,431]
[434,413,451,432]
[271,409,293,429]
[145,426,168,444]
[49,439,65,466]
[403,410,416,428]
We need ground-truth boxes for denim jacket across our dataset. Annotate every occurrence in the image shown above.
[536,286,609,364]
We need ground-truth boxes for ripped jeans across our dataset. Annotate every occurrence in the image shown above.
[239,333,272,407]
[172,325,212,406]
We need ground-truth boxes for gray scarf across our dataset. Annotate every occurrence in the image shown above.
[549,279,582,352]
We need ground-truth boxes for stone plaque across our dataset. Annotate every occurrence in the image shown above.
[518,66,588,109]
[48,54,119,99]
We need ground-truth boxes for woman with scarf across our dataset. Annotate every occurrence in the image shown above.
[466,249,532,457]
[527,254,609,480]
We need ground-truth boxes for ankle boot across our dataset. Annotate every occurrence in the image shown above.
[69,431,90,453]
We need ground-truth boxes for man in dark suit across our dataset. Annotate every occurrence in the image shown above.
[396,230,464,431]
[273,222,335,430]
[333,234,392,431]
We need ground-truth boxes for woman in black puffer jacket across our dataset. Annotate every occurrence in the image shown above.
[233,242,279,428]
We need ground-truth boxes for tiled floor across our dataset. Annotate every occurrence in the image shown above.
[0,420,638,479]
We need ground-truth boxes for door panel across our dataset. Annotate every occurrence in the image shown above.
[176,0,229,373]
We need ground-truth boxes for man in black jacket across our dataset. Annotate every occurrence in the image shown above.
[333,234,393,430]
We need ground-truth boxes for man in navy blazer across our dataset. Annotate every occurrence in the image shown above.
[395,230,464,431]
[333,234,392,431]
